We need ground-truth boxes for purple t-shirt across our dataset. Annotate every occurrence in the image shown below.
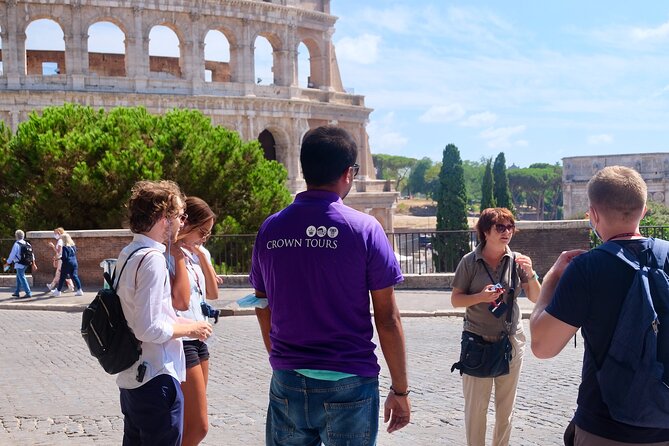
[250,190,403,376]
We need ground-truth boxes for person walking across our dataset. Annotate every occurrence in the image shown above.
[49,231,83,297]
[47,227,75,292]
[530,166,669,445]
[170,196,219,446]
[115,180,213,446]
[251,125,411,445]
[451,207,541,446]
[4,229,37,298]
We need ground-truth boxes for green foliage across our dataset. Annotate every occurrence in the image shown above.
[406,157,432,196]
[480,158,495,211]
[642,201,669,226]
[434,144,469,272]
[462,160,485,207]
[2,104,291,233]
[493,152,514,212]
[508,164,562,219]
[0,120,13,235]
[372,153,416,193]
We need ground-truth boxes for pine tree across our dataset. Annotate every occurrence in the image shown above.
[434,144,470,272]
[481,158,496,211]
[493,152,514,212]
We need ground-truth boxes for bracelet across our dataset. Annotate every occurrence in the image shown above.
[390,385,411,396]
[532,271,540,281]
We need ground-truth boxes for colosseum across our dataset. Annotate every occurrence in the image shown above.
[0,0,397,228]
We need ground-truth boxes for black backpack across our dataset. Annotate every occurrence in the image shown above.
[595,238,669,428]
[81,247,148,375]
[18,241,34,266]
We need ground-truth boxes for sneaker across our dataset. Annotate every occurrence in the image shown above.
[75,289,83,296]
[50,290,61,297]
[11,293,20,297]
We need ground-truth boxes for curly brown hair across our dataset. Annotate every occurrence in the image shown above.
[127,180,185,234]
[476,207,516,245]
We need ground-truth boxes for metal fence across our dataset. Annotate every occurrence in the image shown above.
[590,226,669,248]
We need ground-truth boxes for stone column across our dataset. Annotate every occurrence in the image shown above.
[129,7,148,91]
[4,0,25,87]
[321,29,333,90]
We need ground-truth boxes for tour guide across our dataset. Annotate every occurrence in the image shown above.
[250,125,411,445]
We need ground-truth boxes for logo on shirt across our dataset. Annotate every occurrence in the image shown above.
[327,227,339,238]
[316,226,327,237]
[267,224,340,251]
[306,226,316,237]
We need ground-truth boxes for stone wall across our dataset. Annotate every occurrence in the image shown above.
[26,220,592,291]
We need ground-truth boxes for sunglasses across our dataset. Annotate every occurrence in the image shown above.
[494,223,515,233]
[198,226,212,239]
[351,163,360,177]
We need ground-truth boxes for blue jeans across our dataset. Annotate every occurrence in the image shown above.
[15,266,31,296]
[266,370,379,446]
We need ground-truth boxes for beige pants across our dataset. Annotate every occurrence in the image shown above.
[462,331,526,446]
[575,426,669,446]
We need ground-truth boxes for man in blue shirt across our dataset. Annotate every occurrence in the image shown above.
[4,229,37,298]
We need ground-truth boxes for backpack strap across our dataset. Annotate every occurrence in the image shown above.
[596,241,642,271]
[110,247,151,291]
[648,238,669,270]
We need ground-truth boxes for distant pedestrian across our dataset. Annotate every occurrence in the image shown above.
[47,227,75,292]
[451,207,541,446]
[49,232,83,297]
[4,229,37,298]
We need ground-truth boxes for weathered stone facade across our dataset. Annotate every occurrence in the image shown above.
[563,153,669,218]
[0,0,397,229]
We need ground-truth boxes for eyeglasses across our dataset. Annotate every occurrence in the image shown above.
[494,223,515,233]
[351,163,360,177]
[198,226,212,239]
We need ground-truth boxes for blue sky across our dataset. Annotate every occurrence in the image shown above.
[330,1,669,166]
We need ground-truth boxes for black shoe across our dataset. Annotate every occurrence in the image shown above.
[11,293,20,297]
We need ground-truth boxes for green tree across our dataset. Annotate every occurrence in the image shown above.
[480,158,495,211]
[508,164,562,220]
[434,144,469,272]
[0,120,13,235]
[372,153,416,193]
[462,160,485,208]
[641,201,669,226]
[5,104,291,233]
[406,157,432,197]
[493,152,514,212]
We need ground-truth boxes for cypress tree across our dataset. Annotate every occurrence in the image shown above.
[434,144,470,272]
[481,158,496,211]
[493,152,514,212]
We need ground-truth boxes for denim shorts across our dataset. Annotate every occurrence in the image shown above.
[182,340,210,369]
[266,369,379,446]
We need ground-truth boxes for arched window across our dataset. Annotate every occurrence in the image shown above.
[88,22,126,77]
[254,35,273,85]
[297,42,311,88]
[258,129,276,160]
[149,25,181,78]
[25,19,65,75]
[204,30,230,83]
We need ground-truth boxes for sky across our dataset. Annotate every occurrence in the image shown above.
[17,1,669,167]
[329,0,669,167]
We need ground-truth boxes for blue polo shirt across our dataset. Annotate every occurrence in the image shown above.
[250,190,403,377]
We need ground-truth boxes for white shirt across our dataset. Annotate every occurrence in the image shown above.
[115,234,185,389]
[176,248,208,340]
[7,240,28,269]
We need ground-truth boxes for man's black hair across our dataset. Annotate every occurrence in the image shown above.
[300,126,358,187]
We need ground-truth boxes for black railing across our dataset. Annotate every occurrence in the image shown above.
[590,226,669,249]
[388,230,478,274]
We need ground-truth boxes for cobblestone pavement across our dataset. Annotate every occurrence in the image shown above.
[0,310,582,445]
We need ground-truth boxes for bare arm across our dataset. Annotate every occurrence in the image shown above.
[515,254,541,303]
[168,246,190,311]
[371,286,411,433]
[254,290,272,354]
[529,249,586,358]
[192,245,219,300]
[171,320,212,340]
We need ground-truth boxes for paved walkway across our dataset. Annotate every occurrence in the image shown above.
[0,286,578,445]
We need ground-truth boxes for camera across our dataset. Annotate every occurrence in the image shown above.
[488,294,508,318]
[200,301,220,324]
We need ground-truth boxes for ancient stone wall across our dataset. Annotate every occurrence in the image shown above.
[563,153,669,218]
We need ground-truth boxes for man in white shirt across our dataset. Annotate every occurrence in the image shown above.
[4,229,36,298]
[116,180,213,446]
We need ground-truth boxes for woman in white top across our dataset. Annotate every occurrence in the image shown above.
[170,196,219,446]
[47,227,74,292]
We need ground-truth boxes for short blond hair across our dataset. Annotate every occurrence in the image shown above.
[587,166,647,221]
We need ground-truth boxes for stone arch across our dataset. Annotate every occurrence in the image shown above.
[25,18,66,75]
[203,29,231,83]
[87,20,127,77]
[258,125,290,166]
[258,129,276,160]
[253,34,274,85]
[297,36,323,88]
[148,23,183,78]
